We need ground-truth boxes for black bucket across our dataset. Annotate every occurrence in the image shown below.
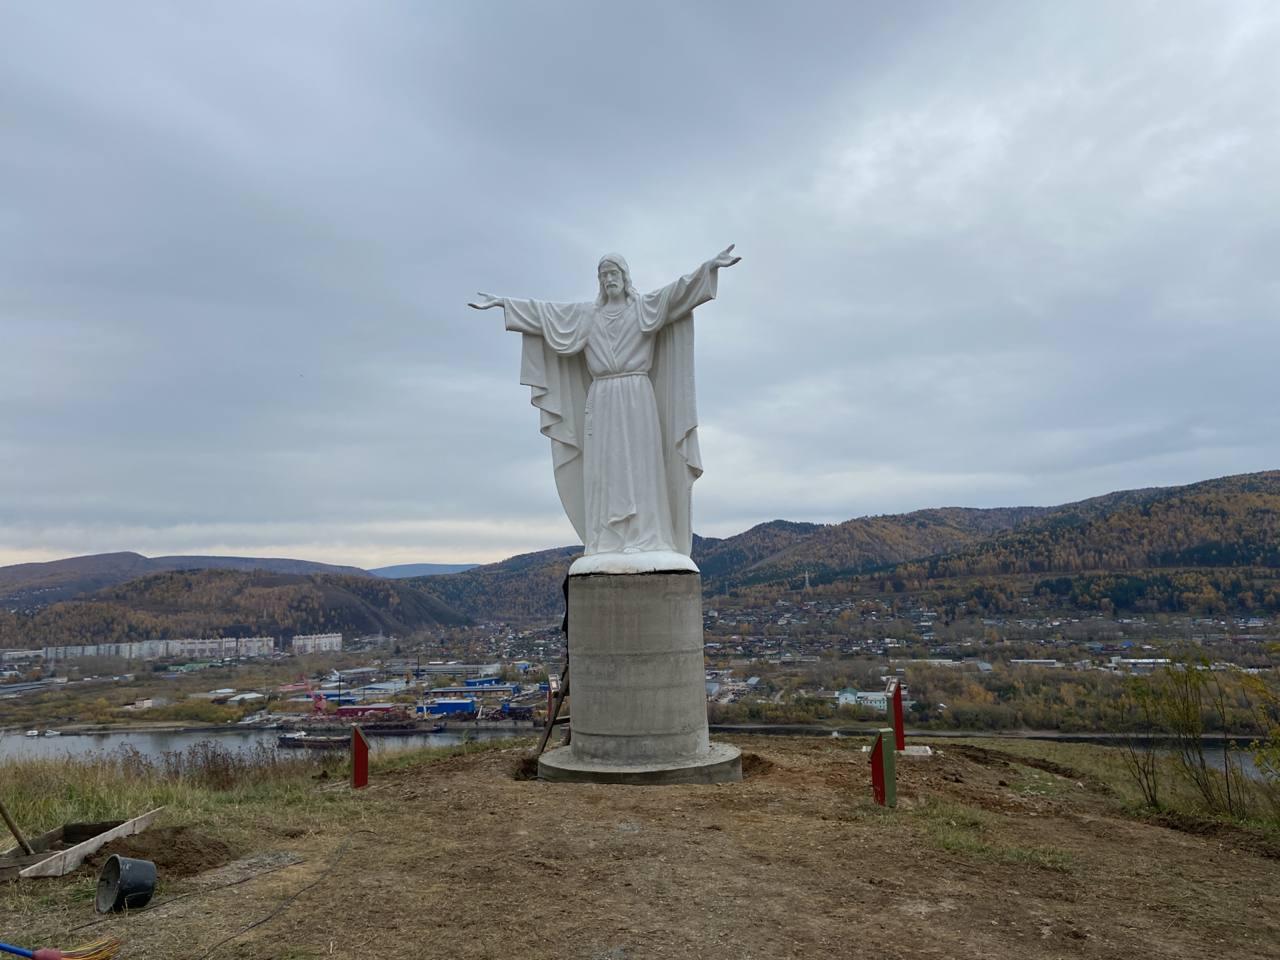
[95,854,157,913]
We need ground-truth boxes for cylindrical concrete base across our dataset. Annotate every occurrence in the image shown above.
[538,741,741,785]
[538,570,741,785]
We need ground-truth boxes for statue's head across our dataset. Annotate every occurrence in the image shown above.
[596,254,637,305]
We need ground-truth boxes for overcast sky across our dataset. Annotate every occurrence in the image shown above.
[2,2,1278,569]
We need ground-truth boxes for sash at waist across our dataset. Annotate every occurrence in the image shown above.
[592,371,649,381]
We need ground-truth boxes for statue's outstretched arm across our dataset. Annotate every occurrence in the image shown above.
[707,243,741,271]
[472,293,586,345]
[467,292,506,311]
[645,244,741,325]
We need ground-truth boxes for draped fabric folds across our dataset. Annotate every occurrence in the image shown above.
[519,331,592,543]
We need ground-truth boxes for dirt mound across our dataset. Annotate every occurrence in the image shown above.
[740,752,774,778]
[950,743,1015,768]
[80,825,239,878]
[511,754,540,780]
[1142,809,1280,859]
[950,742,1115,794]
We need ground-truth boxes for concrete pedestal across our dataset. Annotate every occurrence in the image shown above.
[537,569,741,785]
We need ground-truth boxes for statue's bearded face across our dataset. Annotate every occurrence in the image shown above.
[598,262,625,297]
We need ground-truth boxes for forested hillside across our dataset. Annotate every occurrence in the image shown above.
[407,526,832,621]
[407,507,1058,620]
[913,472,1280,578]
[407,546,582,623]
[0,570,467,647]
[0,551,371,611]
[412,472,1280,622]
[693,521,821,581]
[730,506,1049,587]
[850,472,1280,617]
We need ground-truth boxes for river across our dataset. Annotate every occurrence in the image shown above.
[0,726,517,762]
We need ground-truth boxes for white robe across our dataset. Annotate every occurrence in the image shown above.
[502,261,717,557]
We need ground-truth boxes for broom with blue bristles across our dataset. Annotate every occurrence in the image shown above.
[0,938,122,960]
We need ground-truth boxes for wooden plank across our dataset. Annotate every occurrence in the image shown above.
[0,851,58,882]
[1,824,65,859]
[18,807,164,879]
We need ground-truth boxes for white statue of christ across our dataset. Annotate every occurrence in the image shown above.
[469,246,740,574]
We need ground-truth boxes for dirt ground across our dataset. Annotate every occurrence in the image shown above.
[80,825,241,879]
[9,736,1280,959]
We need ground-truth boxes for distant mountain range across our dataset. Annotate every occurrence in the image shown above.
[400,505,1068,621]
[400,508,1058,621]
[370,563,478,579]
[2,470,1277,643]
[0,553,482,612]
[696,506,1052,588]
[406,471,1280,621]
[0,568,468,648]
[0,552,370,611]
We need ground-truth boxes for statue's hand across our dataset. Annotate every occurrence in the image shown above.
[467,292,504,311]
[710,243,741,270]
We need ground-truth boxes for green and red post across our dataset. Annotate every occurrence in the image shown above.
[870,727,896,807]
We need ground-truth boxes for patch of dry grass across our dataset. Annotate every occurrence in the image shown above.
[908,796,1075,871]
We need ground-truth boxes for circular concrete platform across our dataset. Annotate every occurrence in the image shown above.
[538,742,742,785]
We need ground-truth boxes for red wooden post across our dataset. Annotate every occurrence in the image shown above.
[870,732,886,806]
[351,725,370,790]
[892,680,906,752]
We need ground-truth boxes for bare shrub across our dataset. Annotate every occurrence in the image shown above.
[1119,677,1162,808]
[1155,659,1249,819]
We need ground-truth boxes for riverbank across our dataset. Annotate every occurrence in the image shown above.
[3,736,1277,959]
[1,717,542,737]
[3,720,229,736]
[5,718,1264,753]
[0,726,518,763]
[711,722,1263,743]
[8,718,1264,739]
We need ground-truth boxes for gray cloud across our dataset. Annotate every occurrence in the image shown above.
[2,1,1278,565]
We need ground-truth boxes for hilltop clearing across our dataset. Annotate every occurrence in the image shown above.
[5,737,1277,959]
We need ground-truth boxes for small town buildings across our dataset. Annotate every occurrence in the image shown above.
[1009,659,1063,668]
[417,698,478,716]
[290,633,342,655]
[837,680,914,713]
[38,637,274,663]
